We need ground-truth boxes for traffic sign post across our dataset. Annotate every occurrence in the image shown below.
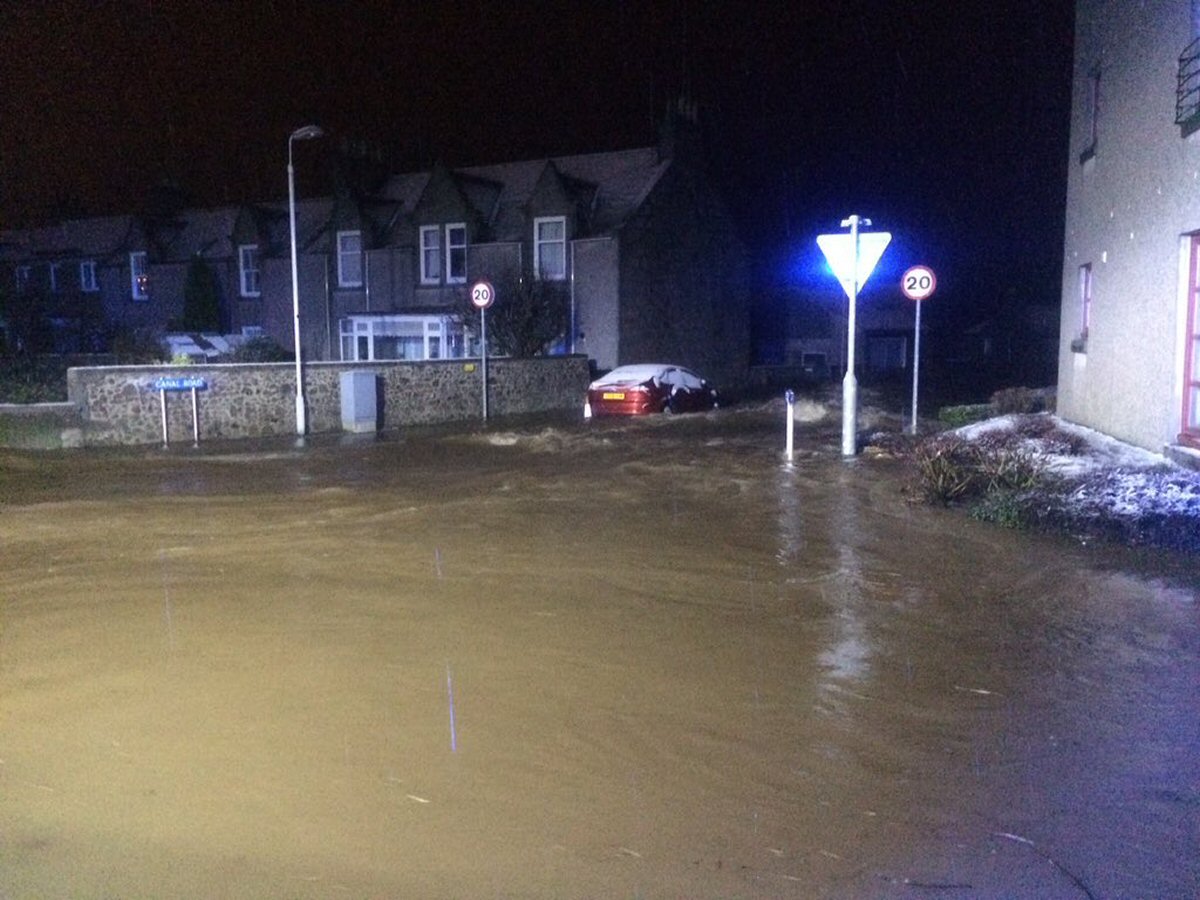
[470,281,496,422]
[817,216,891,457]
[150,376,209,447]
[901,265,937,435]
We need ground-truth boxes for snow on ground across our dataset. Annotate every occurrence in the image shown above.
[955,414,1200,534]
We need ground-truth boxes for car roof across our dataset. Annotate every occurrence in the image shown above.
[591,364,677,385]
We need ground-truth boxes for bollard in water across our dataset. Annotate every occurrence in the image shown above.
[784,389,795,463]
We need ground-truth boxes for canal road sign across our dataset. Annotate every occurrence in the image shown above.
[152,376,208,391]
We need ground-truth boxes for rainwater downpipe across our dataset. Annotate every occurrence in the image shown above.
[364,248,371,313]
[569,240,577,355]
[323,255,332,360]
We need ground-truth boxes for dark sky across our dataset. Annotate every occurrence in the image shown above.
[0,1,1074,309]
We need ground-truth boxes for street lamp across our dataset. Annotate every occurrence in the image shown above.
[288,124,325,436]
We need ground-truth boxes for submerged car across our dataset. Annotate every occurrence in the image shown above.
[584,364,719,417]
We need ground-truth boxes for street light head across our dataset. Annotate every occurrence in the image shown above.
[290,125,325,142]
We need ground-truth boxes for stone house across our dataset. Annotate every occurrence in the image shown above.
[2,115,751,388]
[1058,0,1200,459]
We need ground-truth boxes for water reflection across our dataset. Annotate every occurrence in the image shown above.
[1,411,1197,898]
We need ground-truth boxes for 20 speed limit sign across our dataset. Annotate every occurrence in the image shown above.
[901,265,936,301]
[470,280,496,309]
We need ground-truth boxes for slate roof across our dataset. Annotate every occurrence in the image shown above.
[2,146,670,262]
[382,146,669,240]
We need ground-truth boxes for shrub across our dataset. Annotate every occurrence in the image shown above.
[0,357,69,403]
[913,434,1048,506]
[937,403,992,428]
[229,336,291,363]
[991,386,1043,415]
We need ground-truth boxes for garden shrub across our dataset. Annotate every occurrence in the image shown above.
[937,403,992,428]
[914,434,1048,506]
[229,336,291,363]
[991,386,1043,415]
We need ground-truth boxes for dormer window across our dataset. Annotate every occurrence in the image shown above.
[445,223,467,284]
[420,223,467,284]
[239,244,261,297]
[534,216,567,280]
[337,230,363,288]
[420,225,441,284]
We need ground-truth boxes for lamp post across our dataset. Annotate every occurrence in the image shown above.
[288,124,324,436]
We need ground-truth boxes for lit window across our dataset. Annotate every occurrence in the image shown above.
[80,260,98,292]
[239,244,261,297]
[445,223,466,284]
[534,216,567,280]
[130,251,149,300]
[337,230,363,287]
[420,225,441,284]
[15,266,30,292]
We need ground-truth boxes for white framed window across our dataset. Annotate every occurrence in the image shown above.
[238,244,261,297]
[534,216,567,280]
[15,265,30,292]
[80,260,98,292]
[338,314,465,361]
[419,225,441,284]
[48,262,61,293]
[130,251,149,300]
[337,230,363,288]
[445,223,466,284]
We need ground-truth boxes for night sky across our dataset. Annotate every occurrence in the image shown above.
[1,1,1075,318]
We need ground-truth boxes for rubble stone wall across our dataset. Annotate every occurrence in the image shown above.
[67,356,590,446]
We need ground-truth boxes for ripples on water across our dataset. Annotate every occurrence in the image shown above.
[1,406,1197,897]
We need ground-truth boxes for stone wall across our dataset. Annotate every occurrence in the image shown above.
[67,356,591,446]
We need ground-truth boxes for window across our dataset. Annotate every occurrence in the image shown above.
[49,263,61,293]
[1081,64,1100,163]
[420,225,441,284]
[534,216,567,280]
[80,260,98,292]
[239,244,261,297]
[337,230,363,287]
[445,223,466,283]
[15,266,30,292]
[1075,262,1093,350]
[338,314,465,361]
[130,251,149,300]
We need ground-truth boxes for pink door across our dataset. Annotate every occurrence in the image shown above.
[1183,235,1200,448]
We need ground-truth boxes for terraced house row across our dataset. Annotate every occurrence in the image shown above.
[0,113,750,389]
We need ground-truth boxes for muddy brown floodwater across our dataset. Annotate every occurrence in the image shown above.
[2,404,1198,899]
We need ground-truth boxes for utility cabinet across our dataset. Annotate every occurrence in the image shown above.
[340,370,378,433]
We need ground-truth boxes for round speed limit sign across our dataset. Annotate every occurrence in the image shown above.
[901,265,937,301]
[470,280,496,310]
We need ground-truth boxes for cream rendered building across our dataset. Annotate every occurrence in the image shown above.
[1058,0,1200,460]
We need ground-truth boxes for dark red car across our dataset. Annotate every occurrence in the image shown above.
[584,364,719,417]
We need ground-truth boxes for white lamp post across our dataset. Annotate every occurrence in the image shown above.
[288,124,325,436]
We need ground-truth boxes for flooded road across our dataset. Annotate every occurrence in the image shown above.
[2,404,1198,898]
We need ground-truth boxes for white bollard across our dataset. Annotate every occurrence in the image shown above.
[784,388,795,464]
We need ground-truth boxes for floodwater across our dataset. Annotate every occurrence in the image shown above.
[2,403,1197,899]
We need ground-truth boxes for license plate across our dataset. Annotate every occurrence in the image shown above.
[602,392,625,400]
